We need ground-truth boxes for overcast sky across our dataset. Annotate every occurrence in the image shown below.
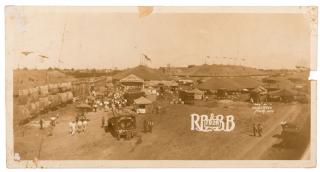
[6,7,312,69]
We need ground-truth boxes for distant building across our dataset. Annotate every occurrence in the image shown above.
[113,65,170,81]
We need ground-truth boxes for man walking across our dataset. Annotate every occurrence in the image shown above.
[252,123,257,136]
[101,116,105,128]
[39,117,44,130]
[69,121,76,135]
[257,123,263,137]
[143,119,148,133]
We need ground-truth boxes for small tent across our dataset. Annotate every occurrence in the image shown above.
[251,85,268,94]
[191,88,204,100]
[134,96,153,114]
[268,88,299,102]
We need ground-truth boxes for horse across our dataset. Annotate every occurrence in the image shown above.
[69,121,76,135]
[82,120,88,132]
[77,121,83,133]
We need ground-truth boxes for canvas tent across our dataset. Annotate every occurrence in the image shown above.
[124,91,145,105]
[268,88,299,102]
[66,91,74,102]
[17,95,29,105]
[145,80,179,94]
[120,74,144,83]
[191,88,205,100]
[231,77,262,89]
[48,94,61,109]
[145,80,178,88]
[39,85,49,97]
[113,65,170,81]
[28,102,40,116]
[249,85,268,103]
[180,64,266,77]
[16,105,31,121]
[197,78,233,90]
[120,74,144,91]
[262,77,295,90]
[39,97,50,112]
[48,84,59,94]
[197,77,261,91]
[251,85,268,94]
[134,96,153,114]
[268,88,298,97]
[105,82,114,88]
[58,82,72,92]
[58,92,68,104]
[18,89,29,96]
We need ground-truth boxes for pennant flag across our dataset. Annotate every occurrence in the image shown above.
[21,51,33,56]
[143,54,151,61]
[39,55,49,59]
[138,6,154,18]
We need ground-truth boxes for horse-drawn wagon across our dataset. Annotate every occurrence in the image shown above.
[106,115,137,140]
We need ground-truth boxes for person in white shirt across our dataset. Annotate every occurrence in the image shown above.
[69,121,76,135]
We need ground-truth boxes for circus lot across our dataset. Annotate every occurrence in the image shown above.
[14,99,310,160]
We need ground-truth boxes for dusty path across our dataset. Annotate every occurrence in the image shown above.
[259,104,311,160]
[238,104,302,159]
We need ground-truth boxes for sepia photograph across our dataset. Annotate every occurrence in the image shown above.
[5,6,317,168]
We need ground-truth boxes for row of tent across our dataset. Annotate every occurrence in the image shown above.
[17,82,72,97]
[16,82,73,105]
[16,91,74,121]
[250,88,307,103]
[197,77,261,91]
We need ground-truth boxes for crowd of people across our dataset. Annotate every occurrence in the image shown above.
[36,85,169,140]
[85,89,128,114]
[68,89,131,137]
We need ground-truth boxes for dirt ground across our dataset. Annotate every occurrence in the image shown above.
[14,100,310,160]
